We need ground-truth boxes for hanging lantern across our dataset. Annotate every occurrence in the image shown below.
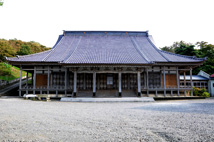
[0,0,4,6]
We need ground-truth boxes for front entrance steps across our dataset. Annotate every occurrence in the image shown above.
[76,89,137,97]
[60,97,154,102]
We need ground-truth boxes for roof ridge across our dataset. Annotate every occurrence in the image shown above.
[160,50,205,61]
[124,36,141,63]
[146,37,171,62]
[59,35,77,62]
[63,36,82,63]
[199,70,210,77]
[7,50,51,60]
[129,36,150,63]
[52,35,63,49]
[42,36,64,61]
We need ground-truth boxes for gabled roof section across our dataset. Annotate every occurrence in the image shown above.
[159,50,205,62]
[198,70,210,79]
[180,75,209,81]
[7,50,51,62]
[6,31,206,64]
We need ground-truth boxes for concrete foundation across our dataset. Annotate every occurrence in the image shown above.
[60,97,154,102]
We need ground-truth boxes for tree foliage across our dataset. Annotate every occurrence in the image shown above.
[17,44,32,55]
[0,39,16,62]
[0,39,50,61]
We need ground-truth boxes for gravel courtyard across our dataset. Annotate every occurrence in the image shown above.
[0,97,214,142]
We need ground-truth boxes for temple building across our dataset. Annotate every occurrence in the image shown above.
[6,31,206,97]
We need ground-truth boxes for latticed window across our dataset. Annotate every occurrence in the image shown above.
[148,72,161,88]
[52,73,65,86]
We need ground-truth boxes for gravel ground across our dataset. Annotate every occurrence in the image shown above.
[0,97,214,142]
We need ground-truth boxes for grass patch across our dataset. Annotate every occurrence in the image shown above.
[0,62,29,81]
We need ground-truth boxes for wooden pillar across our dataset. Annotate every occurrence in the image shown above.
[163,66,166,97]
[47,66,50,94]
[144,70,146,89]
[119,72,122,97]
[33,66,36,95]
[26,72,28,95]
[32,72,34,85]
[93,72,96,97]
[176,67,180,96]
[19,67,22,97]
[73,71,77,97]
[51,72,53,88]
[160,67,162,88]
[137,71,141,97]
[26,72,28,87]
[97,74,100,90]
[190,67,193,96]
[64,68,67,96]
[128,74,130,90]
[146,68,149,96]
[184,72,186,96]
[83,73,86,90]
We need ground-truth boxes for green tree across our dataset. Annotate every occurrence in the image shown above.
[17,44,32,55]
[196,41,208,49]
[175,44,196,56]
[160,41,192,53]
[160,46,175,53]
[0,40,16,61]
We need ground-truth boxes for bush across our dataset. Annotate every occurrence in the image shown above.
[193,87,209,97]
[202,92,210,98]
[193,87,200,96]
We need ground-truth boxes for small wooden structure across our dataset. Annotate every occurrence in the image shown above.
[180,70,209,90]
[6,31,206,98]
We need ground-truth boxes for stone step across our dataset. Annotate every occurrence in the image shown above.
[60,97,154,102]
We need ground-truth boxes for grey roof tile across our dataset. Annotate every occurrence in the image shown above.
[65,35,147,64]
[160,50,204,62]
[180,75,209,80]
[7,50,51,62]
[7,31,206,64]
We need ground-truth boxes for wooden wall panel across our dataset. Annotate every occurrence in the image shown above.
[162,74,177,88]
[36,74,48,87]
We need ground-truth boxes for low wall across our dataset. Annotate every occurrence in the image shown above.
[0,76,26,87]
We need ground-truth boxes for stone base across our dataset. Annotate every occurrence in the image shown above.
[73,92,76,97]
[118,92,122,97]
[60,97,155,102]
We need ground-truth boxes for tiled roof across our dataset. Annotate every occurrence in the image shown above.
[180,75,209,80]
[7,50,51,62]
[7,31,206,64]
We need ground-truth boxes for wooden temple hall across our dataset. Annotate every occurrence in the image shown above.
[6,31,206,98]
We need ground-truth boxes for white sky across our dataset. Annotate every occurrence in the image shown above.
[0,0,214,48]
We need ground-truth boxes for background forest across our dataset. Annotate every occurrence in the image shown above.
[0,39,50,62]
[0,39,50,80]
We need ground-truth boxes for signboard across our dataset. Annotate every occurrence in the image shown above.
[107,76,113,85]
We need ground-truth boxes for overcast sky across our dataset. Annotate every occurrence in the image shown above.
[0,0,214,48]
